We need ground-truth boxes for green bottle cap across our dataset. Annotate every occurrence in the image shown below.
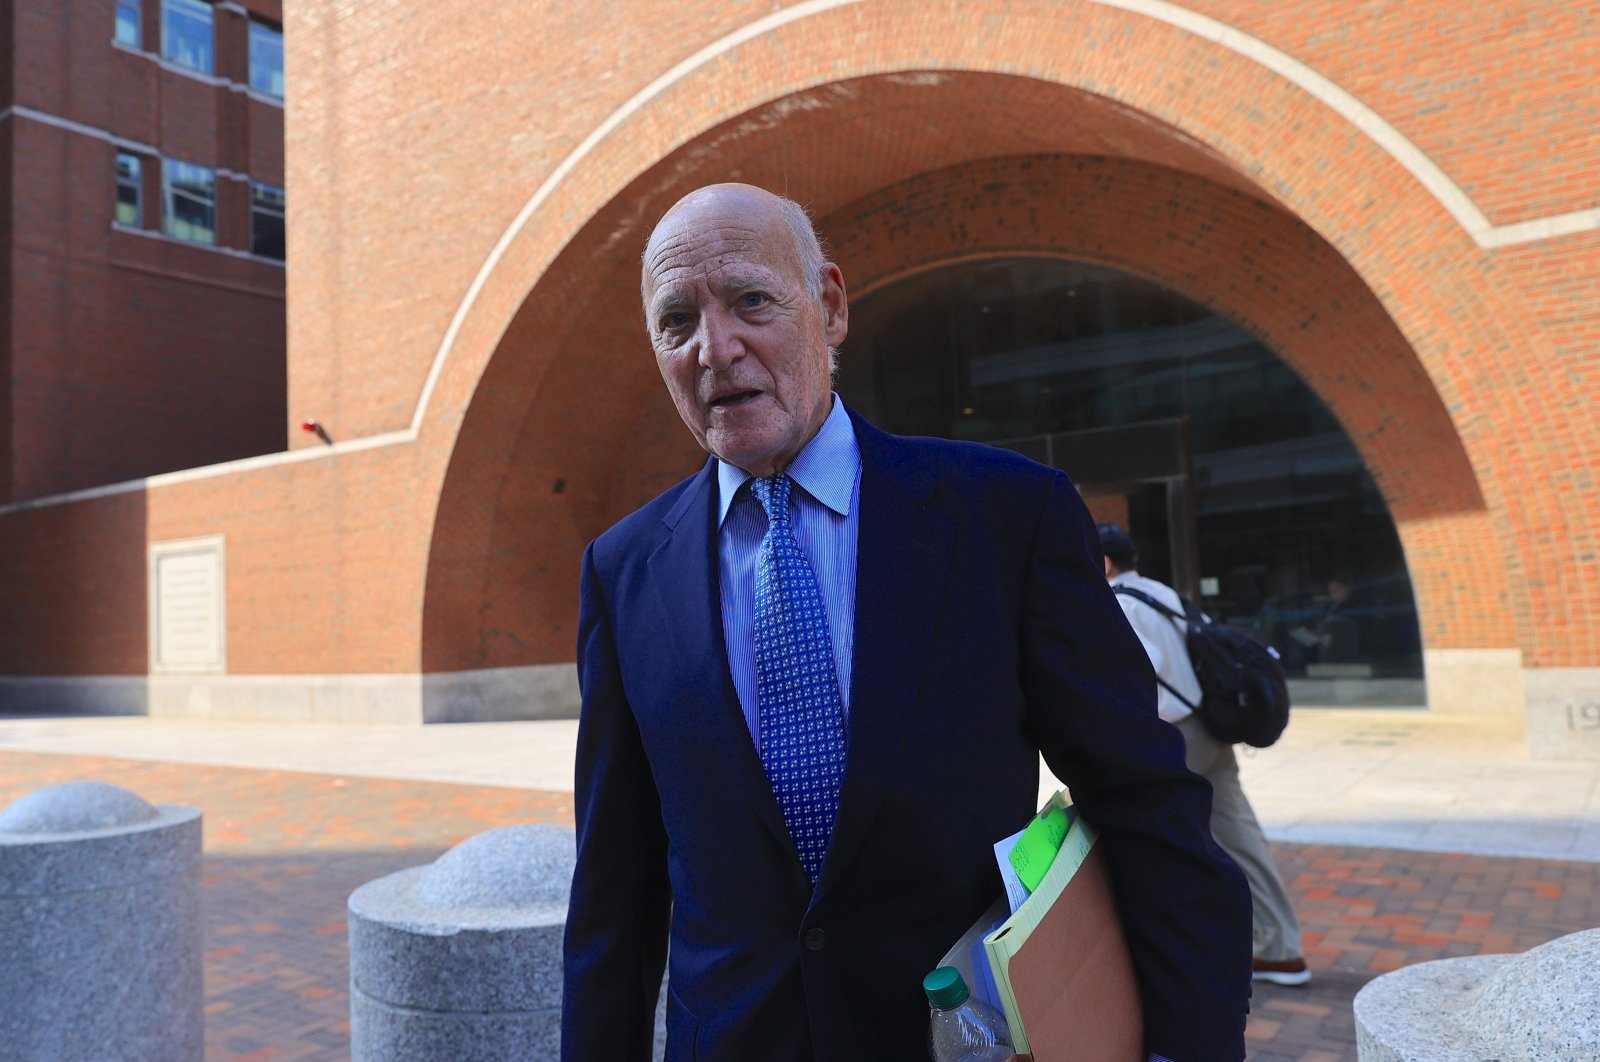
[922,965,971,1009]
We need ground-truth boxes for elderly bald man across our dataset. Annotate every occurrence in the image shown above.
[560,183,1251,1062]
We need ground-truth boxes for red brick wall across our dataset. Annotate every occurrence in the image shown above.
[3,0,1596,679]
[1489,231,1600,667]
[1178,0,1600,226]
[278,0,1597,459]
[7,120,285,499]
[142,450,430,676]
[5,0,286,500]
[419,149,1515,668]
[0,494,149,673]
[400,4,1587,671]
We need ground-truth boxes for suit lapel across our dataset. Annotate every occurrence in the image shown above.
[647,459,791,852]
[818,413,957,895]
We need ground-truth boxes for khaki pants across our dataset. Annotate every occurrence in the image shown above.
[1177,714,1303,961]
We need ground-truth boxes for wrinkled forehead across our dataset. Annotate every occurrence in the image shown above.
[642,211,798,308]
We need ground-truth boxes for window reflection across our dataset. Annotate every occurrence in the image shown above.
[251,182,285,260]
[115,0,141,47]
[162,158,215,244]
[115,152,142,226]
[249,21,284,99]
[839,258,1423,702]
[162,0,213,75]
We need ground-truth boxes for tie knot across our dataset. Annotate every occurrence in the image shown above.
[751,473,793,523]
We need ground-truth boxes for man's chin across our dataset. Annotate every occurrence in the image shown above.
[706,435,783,477]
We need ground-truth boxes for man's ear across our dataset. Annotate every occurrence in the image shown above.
[1103,556,1116,580]
[820,263,848,346]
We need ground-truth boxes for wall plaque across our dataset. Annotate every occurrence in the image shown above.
[150,536,225,672]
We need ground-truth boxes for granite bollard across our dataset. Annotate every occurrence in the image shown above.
[1354,926,1600,1061]
[0,780,204,1062]
[348,823,577,1059]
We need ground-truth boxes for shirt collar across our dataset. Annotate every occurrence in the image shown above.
[1109,569,1139,588]
[717,395,859,527]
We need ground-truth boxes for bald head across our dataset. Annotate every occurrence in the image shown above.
[638,183,849,478]
[642,184,827,307]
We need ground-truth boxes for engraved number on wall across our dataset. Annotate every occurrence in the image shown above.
[1565,703,1600,731]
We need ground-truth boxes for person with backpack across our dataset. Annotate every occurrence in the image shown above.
[1097,523,1311,987]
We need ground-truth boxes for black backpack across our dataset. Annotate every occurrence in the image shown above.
[1112,586,1291,748]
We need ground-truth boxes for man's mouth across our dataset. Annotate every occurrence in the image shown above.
[708,390,762,410]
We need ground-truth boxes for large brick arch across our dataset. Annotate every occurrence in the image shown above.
[818,156,1510,652]
[422,138,1510,672]
[419,40,1553,672]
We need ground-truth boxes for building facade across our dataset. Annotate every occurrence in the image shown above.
[1,1,1597,759]
[3,0,285,501]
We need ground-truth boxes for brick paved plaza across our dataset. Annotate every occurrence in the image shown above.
[4,746,1597,1060]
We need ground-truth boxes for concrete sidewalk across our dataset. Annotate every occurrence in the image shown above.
[0,714,582,792]
[1234,709,1600,863]
[2,710,1598,1061]
[1,705,1595,862]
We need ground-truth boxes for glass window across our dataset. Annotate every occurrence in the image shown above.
[115,0,141,47]
[162,0,213,75]
[162,158,215,244]
[249,21,284,99]
[115,152,142,226]
[841,258,1424,702]
[251,182,285,260]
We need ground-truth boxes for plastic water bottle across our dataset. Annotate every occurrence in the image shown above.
[924,966,1014,1062]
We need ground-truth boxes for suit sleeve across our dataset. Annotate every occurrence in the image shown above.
[561,543,671,1061]
[1019,472,1252,1061]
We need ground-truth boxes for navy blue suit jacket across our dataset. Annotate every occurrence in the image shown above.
[562,409,1251,1061]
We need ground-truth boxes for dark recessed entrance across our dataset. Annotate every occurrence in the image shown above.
[838,257,1424,705]
[993,418,1201,602]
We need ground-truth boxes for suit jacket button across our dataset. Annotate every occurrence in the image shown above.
[803,927,827,952]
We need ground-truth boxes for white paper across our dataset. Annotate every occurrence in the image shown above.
[992,826,1032,914]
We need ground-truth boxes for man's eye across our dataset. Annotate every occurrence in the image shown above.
[739,292,769,308]
[660,312,691,330]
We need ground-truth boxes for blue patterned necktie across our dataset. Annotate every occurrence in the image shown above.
[751,472,848,886]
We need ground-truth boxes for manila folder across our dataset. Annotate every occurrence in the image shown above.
[1006,843,1143,1061]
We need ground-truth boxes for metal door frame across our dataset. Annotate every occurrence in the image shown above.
[993,419,1200,599]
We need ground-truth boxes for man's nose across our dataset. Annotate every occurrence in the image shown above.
[696,308,744,371]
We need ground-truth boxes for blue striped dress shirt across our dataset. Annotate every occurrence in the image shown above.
[717,396,860,749]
